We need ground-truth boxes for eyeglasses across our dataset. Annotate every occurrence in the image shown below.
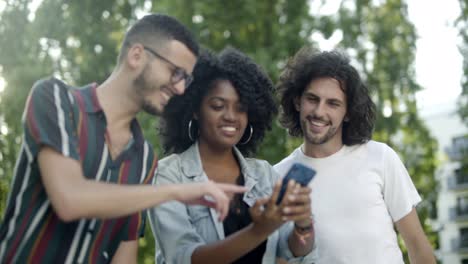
[143,46,193,88]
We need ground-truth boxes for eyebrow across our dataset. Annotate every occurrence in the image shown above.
[208,96,240,103]
[304,92,345,104]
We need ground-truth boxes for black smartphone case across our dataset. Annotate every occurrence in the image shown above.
[276,163,316,204]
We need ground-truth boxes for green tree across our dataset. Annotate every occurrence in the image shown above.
[153,0,316,163]
[0,0,315,262]
[458,0,468,124]
[0,0,159,261]
[0,1,440,263]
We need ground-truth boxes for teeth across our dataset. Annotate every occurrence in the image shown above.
[221,126,236,132]
[311,120,327,127]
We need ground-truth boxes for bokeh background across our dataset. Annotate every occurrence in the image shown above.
[0,0,467,263]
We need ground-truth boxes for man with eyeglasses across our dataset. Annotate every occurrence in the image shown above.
[0,14,245,263]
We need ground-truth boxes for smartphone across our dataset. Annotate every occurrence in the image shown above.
[276,163,316,204]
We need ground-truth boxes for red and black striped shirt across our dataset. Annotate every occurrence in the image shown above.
[0,78,157,263]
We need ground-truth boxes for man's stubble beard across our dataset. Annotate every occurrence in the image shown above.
[134,64,163,116]
[302,119,340,145]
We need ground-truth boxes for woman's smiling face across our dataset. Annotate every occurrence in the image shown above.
[196,79,248,150]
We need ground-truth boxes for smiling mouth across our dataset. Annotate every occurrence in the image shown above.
[310,120,328,127]
[219,126,239,137]
[160,88,174,104]
[221,126,237,132]
[307,117,329,127]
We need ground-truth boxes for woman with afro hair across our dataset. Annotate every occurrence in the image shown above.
[149,47,316,264]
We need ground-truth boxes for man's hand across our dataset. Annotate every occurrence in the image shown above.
[282,182,314,256]
[172,181,247,221]
[39,146,244,221]
[281,183,312,227]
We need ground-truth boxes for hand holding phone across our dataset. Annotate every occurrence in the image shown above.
[276,163,316,205]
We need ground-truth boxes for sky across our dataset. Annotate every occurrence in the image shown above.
[310,0,464,117]
[407,0,467,151]
[408,0,463,116]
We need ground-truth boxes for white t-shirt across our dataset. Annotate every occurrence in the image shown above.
[274,140,421,264]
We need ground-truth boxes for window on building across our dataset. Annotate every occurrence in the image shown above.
[456,165,468,185]
[457,196,468,216]
[460,227,468,248]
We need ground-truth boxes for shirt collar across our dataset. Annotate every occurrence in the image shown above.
[180,142,256,180]
[81,83,144,148]
[81,83,102,113]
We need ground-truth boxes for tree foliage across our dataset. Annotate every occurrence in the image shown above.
[458,0,468,124]
[0,0,442,263]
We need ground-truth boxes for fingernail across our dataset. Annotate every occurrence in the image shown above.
[289,195,295,201]
[283,207,290,213]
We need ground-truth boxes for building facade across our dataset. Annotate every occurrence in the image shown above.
[437,135,468,263]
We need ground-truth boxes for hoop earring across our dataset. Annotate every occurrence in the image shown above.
[238,124,253,145]
[188,120,195,142]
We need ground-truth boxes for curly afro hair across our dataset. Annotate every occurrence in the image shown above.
[159,47,277,156]
[277,46,376,146]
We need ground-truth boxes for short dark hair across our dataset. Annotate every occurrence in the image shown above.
[118,14,199,64]
[277,46,376,145]
[160,47,277,156]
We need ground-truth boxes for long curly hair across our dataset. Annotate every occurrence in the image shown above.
[159,47,277,156]
[277,46,376,145]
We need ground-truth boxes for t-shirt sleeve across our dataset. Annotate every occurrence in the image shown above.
[22,78,80,161]
[382,145,422,222]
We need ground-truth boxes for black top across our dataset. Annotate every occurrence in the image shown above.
[223,174,267,263]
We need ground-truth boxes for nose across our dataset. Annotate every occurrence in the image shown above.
[223,107,236,121]
[314,102,326,117]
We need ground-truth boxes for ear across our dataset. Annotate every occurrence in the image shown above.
[126,44,145,69]
[193,112,199,120]
[344,115,350,122]
[293,97,301,112]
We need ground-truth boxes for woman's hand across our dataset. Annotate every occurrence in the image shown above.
[249,179,300,236]
[173,181,247,221]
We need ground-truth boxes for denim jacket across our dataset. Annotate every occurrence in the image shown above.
[148,142,316,264]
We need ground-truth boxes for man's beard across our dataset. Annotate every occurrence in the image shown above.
[134,65,162,116]
[302,118,339,145]
[141,99,160,116]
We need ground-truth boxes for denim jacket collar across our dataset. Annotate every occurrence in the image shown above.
[179,142,257,181]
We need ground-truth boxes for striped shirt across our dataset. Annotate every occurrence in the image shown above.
[0,78,157,263]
